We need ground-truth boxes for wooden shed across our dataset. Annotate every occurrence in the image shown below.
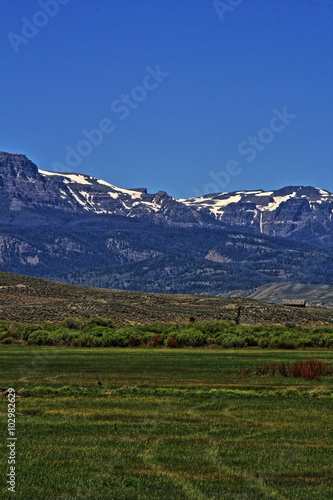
[282,299,307,308]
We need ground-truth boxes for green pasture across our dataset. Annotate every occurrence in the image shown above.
[0,347,332,499]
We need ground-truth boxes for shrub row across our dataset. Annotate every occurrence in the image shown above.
[1,318,333,349]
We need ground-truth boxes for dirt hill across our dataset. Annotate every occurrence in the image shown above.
[246,282,333,308]
[0,272,333,326]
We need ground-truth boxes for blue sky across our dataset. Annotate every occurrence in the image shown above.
[1,0,332,198]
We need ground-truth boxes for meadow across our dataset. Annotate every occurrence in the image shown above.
[0,346,332,499]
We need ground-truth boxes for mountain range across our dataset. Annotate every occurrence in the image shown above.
[0,151,332,295]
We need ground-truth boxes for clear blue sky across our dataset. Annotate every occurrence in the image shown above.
[1,0,332,198]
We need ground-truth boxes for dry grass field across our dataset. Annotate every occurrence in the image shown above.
[1,272,333,327]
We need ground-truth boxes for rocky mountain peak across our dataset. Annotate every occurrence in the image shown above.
[0,152,39,179]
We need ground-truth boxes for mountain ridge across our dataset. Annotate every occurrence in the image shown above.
[0,152,332,295]
[1,151,332,246]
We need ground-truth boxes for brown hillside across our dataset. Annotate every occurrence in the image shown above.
[0,272,333,326]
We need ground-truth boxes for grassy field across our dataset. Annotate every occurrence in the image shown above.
[0,346,332,499]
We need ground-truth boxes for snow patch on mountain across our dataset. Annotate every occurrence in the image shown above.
[39,170,92,185]
[96,178,143,198]
[317,188,330,196]
[265,192,297,211]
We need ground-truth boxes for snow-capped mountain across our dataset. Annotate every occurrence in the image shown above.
[37,169,183,218]
[0,152,200,224]
[0,151,332,294]
[180,186,333,220]
[180,186,333,243]
[1,152,332,245]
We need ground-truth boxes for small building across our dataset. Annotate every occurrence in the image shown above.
[282,299,307,308]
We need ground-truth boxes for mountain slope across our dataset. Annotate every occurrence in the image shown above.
[62,233,333,295]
